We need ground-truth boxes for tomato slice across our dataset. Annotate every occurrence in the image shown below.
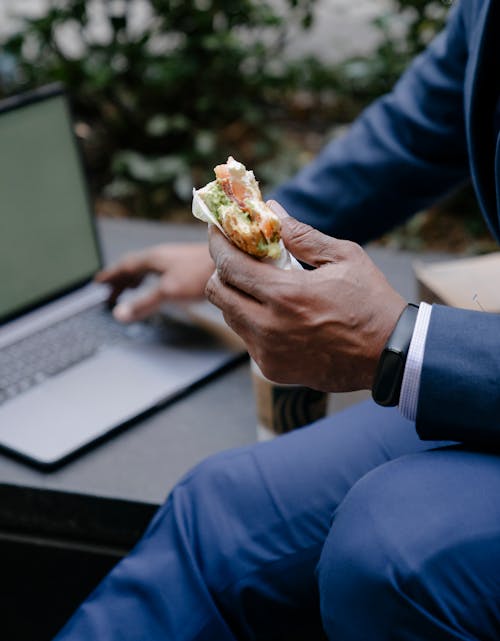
[215,163,249,203]
[214,164,230,181]
[231,180,249,202]
[261,219,275,239]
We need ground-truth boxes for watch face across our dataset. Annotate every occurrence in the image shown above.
[372,349,403,406]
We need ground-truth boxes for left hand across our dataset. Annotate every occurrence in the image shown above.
[206,202,406,392]
[95,243,214,322]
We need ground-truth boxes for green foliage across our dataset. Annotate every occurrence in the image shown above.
[248,0,453,130]
[335,0,451,107]
[0,0,316,216]
[358,0,488,250]
[0,0,455,221]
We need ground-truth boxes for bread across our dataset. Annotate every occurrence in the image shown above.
[195,156,281,259]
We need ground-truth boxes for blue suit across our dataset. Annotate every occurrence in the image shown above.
[55,2,500,640]
[273,0,500,442]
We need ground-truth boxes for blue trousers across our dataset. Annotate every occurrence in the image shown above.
[54,400,500,640]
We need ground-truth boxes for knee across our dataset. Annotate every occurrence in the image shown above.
[168,448,245,537]
[317,457,432,640]
[164,447,261,589]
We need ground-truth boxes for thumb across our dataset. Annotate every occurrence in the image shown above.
[113,287,165,323]
[267,201,336,267]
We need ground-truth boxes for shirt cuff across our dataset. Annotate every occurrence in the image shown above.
[399,302,433,421]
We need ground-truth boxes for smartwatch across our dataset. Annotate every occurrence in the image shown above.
[371,303,419,407]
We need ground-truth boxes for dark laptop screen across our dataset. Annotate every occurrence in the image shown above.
[0,92,100,323]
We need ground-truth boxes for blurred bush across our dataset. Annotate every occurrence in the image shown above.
[358,0,493,252]
[0,0,316,216]
[0,0,460,224]
[338,0,450,104]
[282,0,450,124]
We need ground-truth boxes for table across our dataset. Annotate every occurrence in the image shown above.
[0,217,441,640]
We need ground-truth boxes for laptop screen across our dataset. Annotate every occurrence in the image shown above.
[0,92,101,323]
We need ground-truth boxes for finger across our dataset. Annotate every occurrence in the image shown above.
[205,272,260,336]
[94,268,112,283]
[208,226,284,302]
[106,285,125,309]
[97,251,162,308]
[266,199,290,220]
[104,275,144,308]
[96,251,162,285]
[113,287,165,323]
[266,204,338,268]
[95,265,136,285]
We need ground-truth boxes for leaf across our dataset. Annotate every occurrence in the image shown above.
[110,16,127,34]
[194,130,216,155]
[3,34,25,56]
[69,0,88,23]
[173,173,193,200]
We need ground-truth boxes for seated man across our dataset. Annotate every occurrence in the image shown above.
[55,1,500,639]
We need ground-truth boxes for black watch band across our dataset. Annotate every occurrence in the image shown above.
[371,303,419,407]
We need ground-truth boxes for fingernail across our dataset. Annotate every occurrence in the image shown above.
[267,200,289,219]
[113,303,132,323]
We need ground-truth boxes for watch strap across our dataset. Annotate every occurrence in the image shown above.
[372,303,419,407]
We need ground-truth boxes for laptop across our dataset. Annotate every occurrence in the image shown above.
[0,84,242,468]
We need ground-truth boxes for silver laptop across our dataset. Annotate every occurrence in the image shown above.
[0,85,240,468]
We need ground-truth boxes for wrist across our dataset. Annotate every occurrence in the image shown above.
[372,303,420,406]
[365,296,406,388]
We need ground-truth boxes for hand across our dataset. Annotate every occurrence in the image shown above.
[205,202,406,392]
[96,243,214,323]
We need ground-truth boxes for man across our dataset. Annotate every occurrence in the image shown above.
[55,1,500,639]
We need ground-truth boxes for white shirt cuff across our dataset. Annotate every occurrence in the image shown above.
[399,302,433,422]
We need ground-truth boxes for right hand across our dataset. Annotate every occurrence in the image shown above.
[96,243,214,323]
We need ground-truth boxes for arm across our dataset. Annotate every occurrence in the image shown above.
[272,3,470,244]
[207,205,500,445]
[416,305,500,442]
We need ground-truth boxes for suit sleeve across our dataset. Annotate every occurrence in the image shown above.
[416,305,500,442]
[271,2,470,244]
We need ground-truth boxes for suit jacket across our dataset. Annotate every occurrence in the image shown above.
[272,0,500,441]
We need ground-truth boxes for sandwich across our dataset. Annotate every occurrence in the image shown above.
[193,156,281,259]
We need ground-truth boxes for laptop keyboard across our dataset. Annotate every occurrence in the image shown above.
[0,306,129,406]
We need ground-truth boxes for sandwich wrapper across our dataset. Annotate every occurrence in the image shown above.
[192,188,303,271]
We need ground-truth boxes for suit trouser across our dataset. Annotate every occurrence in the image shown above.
[54,400,500,641]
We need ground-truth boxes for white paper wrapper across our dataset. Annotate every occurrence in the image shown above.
[192,188,303,271]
